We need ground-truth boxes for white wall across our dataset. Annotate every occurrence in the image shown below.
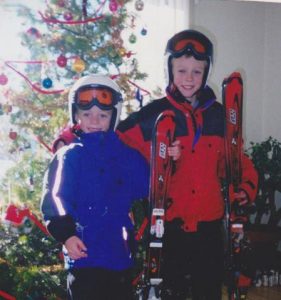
[263,5,281,141]
[125,0,190,102]
[190,0,281,146]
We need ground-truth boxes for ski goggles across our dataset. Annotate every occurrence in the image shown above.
[166,32,212,61]
[75,86,120,110]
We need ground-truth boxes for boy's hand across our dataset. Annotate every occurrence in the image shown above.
[232,190,249,217]
[233,190,249,206]
[64,236,88,260]
[168,140,181,161]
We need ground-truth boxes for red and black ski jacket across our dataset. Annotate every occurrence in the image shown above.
[117,86,258,232]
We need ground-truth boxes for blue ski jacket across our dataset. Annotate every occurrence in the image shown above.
[41,130,149,271]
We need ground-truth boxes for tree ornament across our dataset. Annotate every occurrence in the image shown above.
[72,57,86,73]
[63,11,73,21]
[42,77,53,89]
[26,27,41,39]
[9,130,18,140]
[129,33,137,44]
[141,28,147,36]
[109,0,118,12]
[55,0,66,7]
[23,218,33,234]
[115,56,123,66]
[0,73,8,85]
[126,51,134,58]
[118,47,127,57]
[135,0,144,11]
[57,54,67,67]
[3,104,12,113]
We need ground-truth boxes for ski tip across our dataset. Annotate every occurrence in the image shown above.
[222,72,243,86]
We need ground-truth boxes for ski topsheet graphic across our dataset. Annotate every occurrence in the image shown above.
[223,72,245,300]
[137,110,176,299]
[223,72,243,196]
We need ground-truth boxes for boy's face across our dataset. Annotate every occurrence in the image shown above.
[75,106,113,133]
[172,55,206,103]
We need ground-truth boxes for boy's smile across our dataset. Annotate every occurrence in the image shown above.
[75,105,113,133]
[172,55,206,104]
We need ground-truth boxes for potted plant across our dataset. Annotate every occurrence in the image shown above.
[245,137,281,272]
[247,136,281,227]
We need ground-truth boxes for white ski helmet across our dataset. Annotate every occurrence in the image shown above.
[68,74,123,130]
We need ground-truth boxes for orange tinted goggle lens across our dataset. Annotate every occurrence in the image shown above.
[77,88,113,106]
[174,39,206,54]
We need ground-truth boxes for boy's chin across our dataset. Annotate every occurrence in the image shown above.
[85,129,105,133]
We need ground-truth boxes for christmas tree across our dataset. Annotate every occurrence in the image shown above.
[0,0,148,298]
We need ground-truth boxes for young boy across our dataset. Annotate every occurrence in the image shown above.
[41,74,150,300]
[116,29,258,299]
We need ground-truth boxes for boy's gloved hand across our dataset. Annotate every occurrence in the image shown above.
[168,140,181,161]
[232,190,249,216]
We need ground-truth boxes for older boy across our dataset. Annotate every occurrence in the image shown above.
[117,29,258,300]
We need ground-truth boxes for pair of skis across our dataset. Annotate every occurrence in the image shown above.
[138,72,246,299]
[223,72,253,300]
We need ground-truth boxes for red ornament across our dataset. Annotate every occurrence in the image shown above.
[126,51,134,58]
[57,54,67,67]
[0,73,8,85]
[63,11,73,21]
[109,0,118,12]
[9,130,17,140]
[27,27,41,39]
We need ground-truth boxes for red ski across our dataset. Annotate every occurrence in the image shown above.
[223,72,251,300]
[223,72,243,197]
[137,110,176,299]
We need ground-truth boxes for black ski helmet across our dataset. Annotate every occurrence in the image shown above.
[165,29,213,89]
[68,74,123,130]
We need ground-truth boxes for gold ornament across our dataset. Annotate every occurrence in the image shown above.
[72,58,86,73]
[118,47,127,57]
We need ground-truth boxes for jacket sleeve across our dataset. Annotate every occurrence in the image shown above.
[117,110,152,161]
[41,148,78,243]
[52,125,78,153]
[130,150,150,201]
[217,141,258,204]
[239,153,258,203]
